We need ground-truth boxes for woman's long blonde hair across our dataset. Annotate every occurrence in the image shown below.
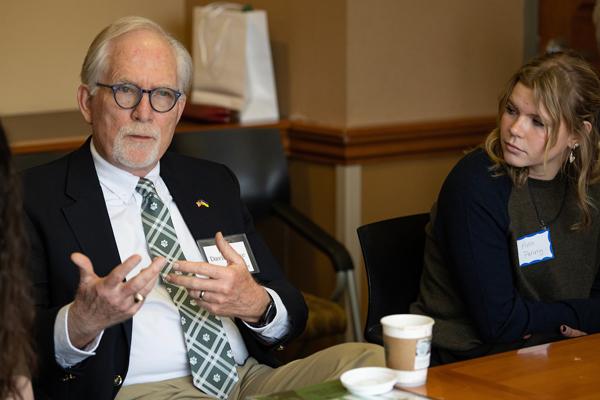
[484,51,600,229]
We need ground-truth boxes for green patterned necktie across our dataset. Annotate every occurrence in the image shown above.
[135,177,238,399]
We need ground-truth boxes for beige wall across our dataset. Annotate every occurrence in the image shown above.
[188,1,523,127]
[361,151,465,224]
[346,0,524,126]
[0,0,185,115]
[2,1,524,125]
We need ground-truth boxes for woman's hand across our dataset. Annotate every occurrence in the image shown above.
[560,324,587,338]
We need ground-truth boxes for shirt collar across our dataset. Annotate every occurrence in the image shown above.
[90,139,161,204]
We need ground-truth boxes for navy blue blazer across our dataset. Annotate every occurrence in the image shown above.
[23,139,308,400]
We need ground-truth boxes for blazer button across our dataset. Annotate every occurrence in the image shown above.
[61,373,76,382]
[113,374,123,387]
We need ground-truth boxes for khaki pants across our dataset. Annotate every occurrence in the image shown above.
[115,343,384,399]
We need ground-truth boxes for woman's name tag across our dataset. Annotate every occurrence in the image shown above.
[516,228,555,267]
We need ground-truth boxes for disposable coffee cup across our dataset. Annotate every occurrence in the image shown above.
[381,314,434,387]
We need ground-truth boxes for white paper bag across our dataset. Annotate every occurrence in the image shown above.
[192,3,279,123]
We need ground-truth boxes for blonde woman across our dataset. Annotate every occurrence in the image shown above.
[411,52,600,364]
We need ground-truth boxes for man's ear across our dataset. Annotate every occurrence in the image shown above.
[77,84,94,124]
[174,95,186,124]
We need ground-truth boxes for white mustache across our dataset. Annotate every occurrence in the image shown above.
[118,123,160,139]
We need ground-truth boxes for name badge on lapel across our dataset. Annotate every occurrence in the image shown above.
[197,233,260,273]
[516,228,555,267]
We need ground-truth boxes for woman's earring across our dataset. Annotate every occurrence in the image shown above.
[569,143,580,164]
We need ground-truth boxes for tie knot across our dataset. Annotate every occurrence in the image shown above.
[136,177,157,199]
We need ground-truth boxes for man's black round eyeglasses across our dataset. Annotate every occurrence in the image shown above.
[96,82,182,113]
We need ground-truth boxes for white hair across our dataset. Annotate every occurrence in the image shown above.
[81,16,192,94]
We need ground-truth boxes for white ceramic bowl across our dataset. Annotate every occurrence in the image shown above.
[340,367,397,396]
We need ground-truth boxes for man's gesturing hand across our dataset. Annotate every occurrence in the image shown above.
[166,232,271,324]
[67,253,164,349]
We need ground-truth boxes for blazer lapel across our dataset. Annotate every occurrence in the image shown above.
[160,153,220,241]
[61,140,133,345]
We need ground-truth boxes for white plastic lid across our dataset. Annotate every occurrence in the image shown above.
[340,367,397,396]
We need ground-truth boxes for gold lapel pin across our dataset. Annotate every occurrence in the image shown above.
[196,199,210,208]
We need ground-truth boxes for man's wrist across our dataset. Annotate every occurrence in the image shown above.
[248,294,275,328]
[55,304,103,368]
[67,305,98,349]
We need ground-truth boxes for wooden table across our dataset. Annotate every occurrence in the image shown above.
[404,334,600,399]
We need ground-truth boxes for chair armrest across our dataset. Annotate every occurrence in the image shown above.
[272,202,362,341]
[271,202,353,273]
[271,202,353,301]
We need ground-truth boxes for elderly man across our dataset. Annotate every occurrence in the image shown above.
[23,16,382,400]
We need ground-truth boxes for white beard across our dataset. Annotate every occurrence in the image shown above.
[113,123,161,171]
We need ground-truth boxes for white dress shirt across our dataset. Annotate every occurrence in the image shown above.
[53,141,290,386]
